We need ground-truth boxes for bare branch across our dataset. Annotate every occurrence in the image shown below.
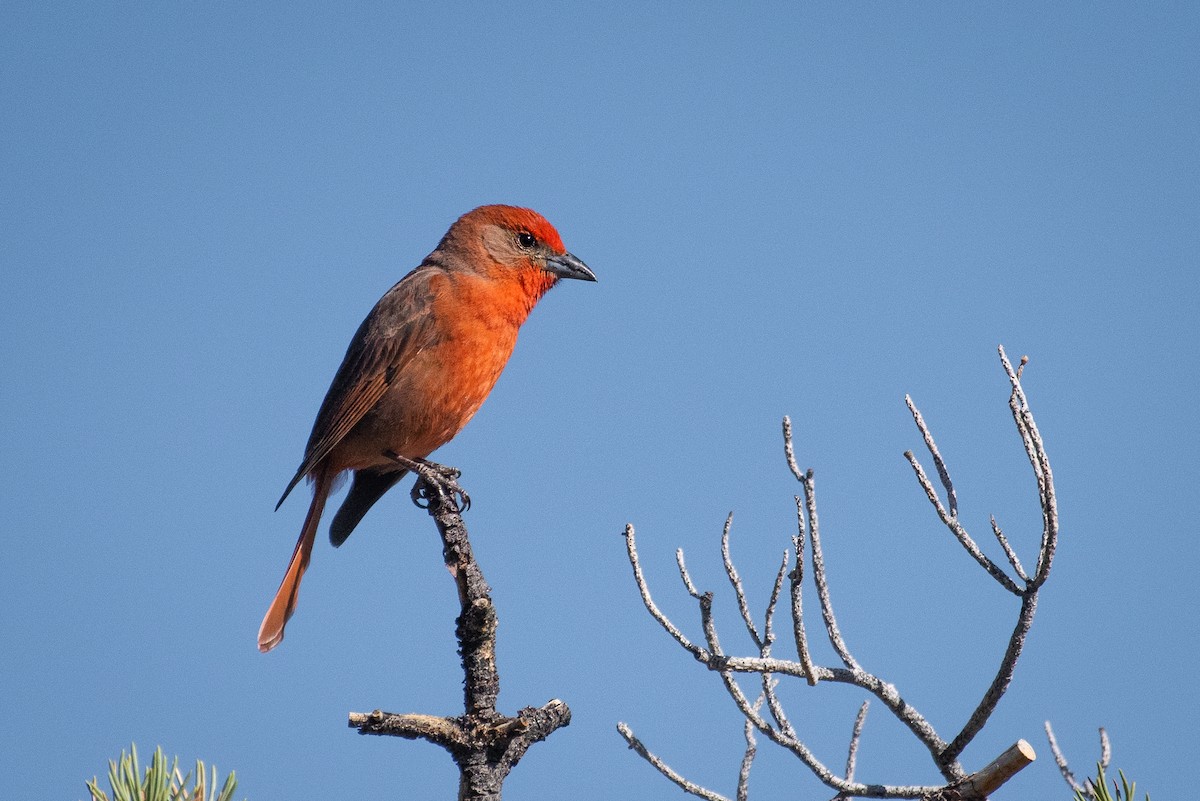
[760,672,796,742]
[624,522,705,661]
[622,520,947,766]
[709,655,951,765]
[782,415,804,482]
[799,467,863,672]
[700,603,956,797]
[905,394,958,518]
[999,347,1059,588]
[789,494,818,685]
[763,549,789,654]
[846,701,869,782]
[695,586,855,792]
[618,723,732,801]
[943,591,1038,765]
[934,348,1061,765]
[722,513,764,649]
[1045,722,1111,794]
[903,446,1022,595]
[714,659,863,793]
[678,547,704,599]
[1044,720,1084,792]
[737,712,759,801]
[735,672,946,798]
[990,515,1030,583]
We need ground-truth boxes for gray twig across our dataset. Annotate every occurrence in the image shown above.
[798,464,862,672]
[618,722,732,801]
[763,549,788,654]
[1045,721,1111,794]
[999,348,1059,588]
[722,513,764,649]
[905,394,958,518]
[902,405,1022,595]
[991,515,1030,583]
[789,493,818,685]
[846,701,869,782]
[678,547,703,599]
[1045,720,1084,792]
[623,524,710,662]
[737,706,761,801]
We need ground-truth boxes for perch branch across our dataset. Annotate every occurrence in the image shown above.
[347,468,570,800]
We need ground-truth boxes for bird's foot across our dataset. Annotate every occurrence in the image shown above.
[384,451,471,513]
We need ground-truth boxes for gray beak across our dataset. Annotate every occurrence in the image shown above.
[546,251,597,282]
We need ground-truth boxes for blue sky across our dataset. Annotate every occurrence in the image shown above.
[2,3,1196,799]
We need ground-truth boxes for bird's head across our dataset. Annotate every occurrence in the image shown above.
[445,205,597,286]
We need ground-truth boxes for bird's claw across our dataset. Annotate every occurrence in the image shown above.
[386,451,470,513]
[409,477,471,513]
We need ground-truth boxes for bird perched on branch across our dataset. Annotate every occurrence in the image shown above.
[258,205,596,652]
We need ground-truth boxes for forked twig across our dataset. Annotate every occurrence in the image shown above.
[1045,721,1111,794]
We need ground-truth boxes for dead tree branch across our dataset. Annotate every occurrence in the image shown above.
[347,468,571,801]
[618,722,733,801]
[1045,722,1111,795]
[620,346,1055,799]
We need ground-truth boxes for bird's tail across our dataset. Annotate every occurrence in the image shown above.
[258,469,333,652]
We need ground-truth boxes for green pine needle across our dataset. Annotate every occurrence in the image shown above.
[85,744,242,801]
[1073,763,1149,801]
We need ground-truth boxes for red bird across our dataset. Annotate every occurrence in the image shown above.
[258,205,595,652]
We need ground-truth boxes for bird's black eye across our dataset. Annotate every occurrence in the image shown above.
[517,231,537,249]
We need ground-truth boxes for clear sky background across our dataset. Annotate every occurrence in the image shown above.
[2,3,1196,799]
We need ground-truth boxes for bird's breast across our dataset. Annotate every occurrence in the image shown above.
[338,316,521,467]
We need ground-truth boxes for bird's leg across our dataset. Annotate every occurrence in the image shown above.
[384,451,471,513]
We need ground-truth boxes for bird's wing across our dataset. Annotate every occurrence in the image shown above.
[276,268,440,509]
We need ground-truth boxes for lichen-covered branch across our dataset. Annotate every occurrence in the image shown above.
[347,467,570,800]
